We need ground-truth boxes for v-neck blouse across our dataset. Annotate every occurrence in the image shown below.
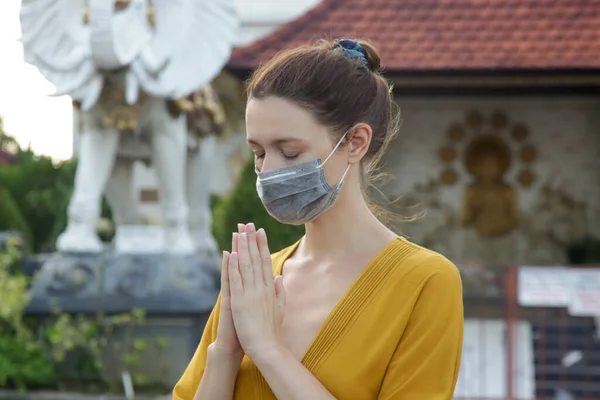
[173,237,464,400]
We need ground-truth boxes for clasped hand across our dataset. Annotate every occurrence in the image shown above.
[217,223,285,360]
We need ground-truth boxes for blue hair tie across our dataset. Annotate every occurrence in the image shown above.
[333,39,368,66]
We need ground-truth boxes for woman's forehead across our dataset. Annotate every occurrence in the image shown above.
[246,97,327,144]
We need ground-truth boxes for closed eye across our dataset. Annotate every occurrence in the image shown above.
[283,153,299,160]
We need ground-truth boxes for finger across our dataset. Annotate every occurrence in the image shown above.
[238,223,246,233]
[232,232,239,254]
[221,251,231,298]
[257,228,274,288]
[274,275,286,308]
[228,252,243,294]
[237,232,254,288]
[245,223,264,286]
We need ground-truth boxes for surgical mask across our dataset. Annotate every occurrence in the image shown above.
[255,132,352,225]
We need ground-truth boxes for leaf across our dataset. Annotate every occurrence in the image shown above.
[132,339,148,351]
[155,337,168,350]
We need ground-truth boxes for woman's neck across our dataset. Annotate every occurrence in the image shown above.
[298,184,396,263]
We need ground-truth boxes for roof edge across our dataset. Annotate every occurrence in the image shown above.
[230,0,341,66]
[226,64,600,82]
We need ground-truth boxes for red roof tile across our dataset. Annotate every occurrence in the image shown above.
[229,0,600,72]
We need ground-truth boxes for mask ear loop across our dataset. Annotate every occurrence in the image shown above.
[336,163,352,187]
[321,129,353,186]
[322,129,351,166]
[256,129,349,177]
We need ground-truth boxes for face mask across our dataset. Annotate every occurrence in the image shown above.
[255,132,352,225]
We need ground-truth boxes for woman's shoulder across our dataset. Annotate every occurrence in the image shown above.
[383,237,462,290]
[375,238,463,321]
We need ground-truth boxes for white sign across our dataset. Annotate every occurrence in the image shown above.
[518,267,571,307]
[114,225,164,254]
[454,319,535,399]
[567,268,600,317]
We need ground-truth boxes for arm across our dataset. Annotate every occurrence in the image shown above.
[193,343,242,400]
[378,258,464,400]
[228,227,336,400]
[173,296,243,400]
[250,346,336,400]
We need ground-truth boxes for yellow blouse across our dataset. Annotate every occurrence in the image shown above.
[173,237,464,399]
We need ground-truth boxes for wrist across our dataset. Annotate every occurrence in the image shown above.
[246,342,287,367]
[208,342,244,365]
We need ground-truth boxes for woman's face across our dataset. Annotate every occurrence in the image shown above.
[246,96,350,185]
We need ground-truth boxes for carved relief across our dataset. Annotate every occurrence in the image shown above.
[438,110,538,238]
[389,98,600,266]
[462,135,518,237]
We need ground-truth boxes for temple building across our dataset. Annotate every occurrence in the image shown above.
[226,0,600,268]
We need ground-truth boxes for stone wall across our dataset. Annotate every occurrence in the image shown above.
[383,96,600,266]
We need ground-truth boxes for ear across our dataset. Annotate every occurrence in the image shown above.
[346,123,372,164]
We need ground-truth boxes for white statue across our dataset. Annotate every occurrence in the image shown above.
[20,0,239,255]
[102,83,229,253]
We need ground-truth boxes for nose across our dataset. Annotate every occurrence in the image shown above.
[260,153,285,173]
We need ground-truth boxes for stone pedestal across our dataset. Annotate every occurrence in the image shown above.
[25,250,221,388]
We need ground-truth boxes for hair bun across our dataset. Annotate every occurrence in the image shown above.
[357,40,382,73]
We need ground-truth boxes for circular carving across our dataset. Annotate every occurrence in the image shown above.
[47,261,95,296]
[490,111,508,129]
[464,135,511,177]
[511,124,529,142]
[448,124,465,141]
[439,146,458,163]
[518,169,536,187]
[520,145,537,164]
[466,111,484,129]
[440,168,458,185]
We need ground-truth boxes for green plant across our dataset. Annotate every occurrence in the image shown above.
[212,156,304,253]
[120,336,169,389]
[0,248,55,391]
[0,246,165,393]
[0,188,33,252]
[45,307,165,391]
[0,335,55,390]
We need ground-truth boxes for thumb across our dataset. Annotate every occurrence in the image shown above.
[274,275,286,308]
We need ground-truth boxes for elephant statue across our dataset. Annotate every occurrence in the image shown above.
[20,0,239,255]
[100,83,228,254]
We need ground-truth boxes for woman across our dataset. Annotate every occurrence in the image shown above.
[174,39,463,400]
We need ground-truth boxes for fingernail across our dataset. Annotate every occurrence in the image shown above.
[237,223,244,231]
[247,223,255,232]
[258,228,265,237]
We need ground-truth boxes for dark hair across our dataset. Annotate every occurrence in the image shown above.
[246,39,401,222]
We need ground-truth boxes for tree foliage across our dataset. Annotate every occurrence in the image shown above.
[0,118,77,252]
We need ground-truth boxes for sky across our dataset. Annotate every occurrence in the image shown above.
[0,0,73,160]
[0,0,318,161]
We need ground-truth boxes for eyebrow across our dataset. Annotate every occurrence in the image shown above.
[247,137,303,146]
